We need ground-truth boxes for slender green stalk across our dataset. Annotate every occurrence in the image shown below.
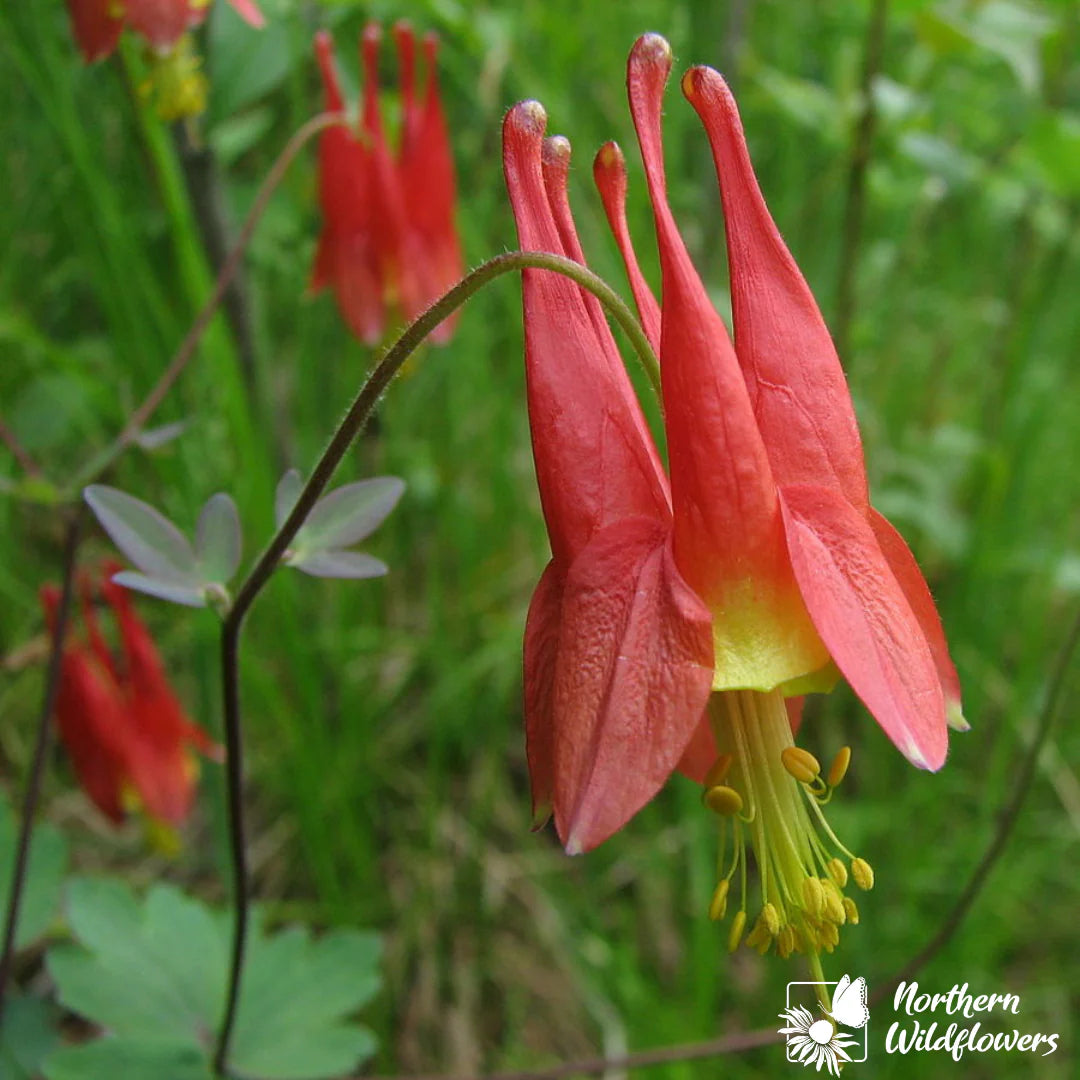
[71,112,347,491]
[211,249,660,1074]
[0,511,83,1022]
[833,0,889,363]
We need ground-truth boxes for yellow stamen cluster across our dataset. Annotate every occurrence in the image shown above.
[139,35,209,122]
[701,689,874,958]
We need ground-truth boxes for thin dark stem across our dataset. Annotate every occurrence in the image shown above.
[833,0,889,363]
[172,121,259,397]
[379,1028,779,1080]
[0,418,42,479]
[872,601,1080,1006]
[211,250,659,1075]
[0,510,83,1022]
[212,614,246,1076]
[72,111,347,491]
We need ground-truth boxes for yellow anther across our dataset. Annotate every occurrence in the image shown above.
[843,897,860,924]
[802,876,826,918]
[745,919,768,950]
[781,746,822,785]
[708,880,729,922]
[728,910,747,953]
[703,753,733,789]
[703,784,743,816]
[827,746,852,788]
[777,925,796,958]
[822,921,840,948]
[762,903,781,938]
[851,857,875,891]
[823,889,846,925]
[827,857,848,888]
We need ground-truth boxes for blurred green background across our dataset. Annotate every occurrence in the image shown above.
[2,0,1078,1076]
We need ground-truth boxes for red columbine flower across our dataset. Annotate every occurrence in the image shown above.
[41,568,220,834]
[505,35,965,960]
[66,0,264,63]
[310,23,461,345]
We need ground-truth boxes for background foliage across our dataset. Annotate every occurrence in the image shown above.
[1,0,1078,1077]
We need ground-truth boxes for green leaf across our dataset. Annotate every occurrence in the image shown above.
[0,800,67,950]
[110,572,207,608]
[83,486,198,586]
[288,551,389,580]
[47,879,381,1080]
[133,420,189,452]
[274,468,303,529]
[0,995,61,1079]
[195,493,242,585]
[296,477,405,552]
[43,1039,213,1080]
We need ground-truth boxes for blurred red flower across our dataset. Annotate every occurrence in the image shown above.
[66,0,264,63]
[311,23,462,345]
[41,568,221,831]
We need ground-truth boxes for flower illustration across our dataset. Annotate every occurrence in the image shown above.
[778,1004,860,1075]
[503,35,964,958]
[311,23,461,345]
[42,567,221,838]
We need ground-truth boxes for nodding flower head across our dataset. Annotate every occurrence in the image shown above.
[503,34,964,959]
[310,23,462,345]
[42,566,221,843]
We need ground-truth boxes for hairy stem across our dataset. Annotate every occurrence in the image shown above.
[211,249,659,1074]
[0,511,83,1021]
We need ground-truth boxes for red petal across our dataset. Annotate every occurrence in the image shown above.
[54,651,131,824]
[125,0,193,52]
[65,0,123,62]
[503,100,669,565]
[399,30,462,342]
[627,37,780,604]
[550,518,714,852]
[226,0,264,29]
[361,23,423,326]
[683,67,869,511]
[627,36,828,690]
[778,484,948,770]
[592,141,662,354]
[523,560,563,826]
[869,508,965,729]
[541,136,618,361]
[329,232,385,345]
[312,33,385,342]
[675,714,716,783]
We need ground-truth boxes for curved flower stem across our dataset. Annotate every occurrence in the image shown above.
[872,600,1080,1005]
[71,111,349,492]
[0,509,83,1023]
[211,249,658,1075]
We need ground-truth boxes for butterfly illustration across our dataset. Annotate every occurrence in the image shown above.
[830,974,870,1030]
